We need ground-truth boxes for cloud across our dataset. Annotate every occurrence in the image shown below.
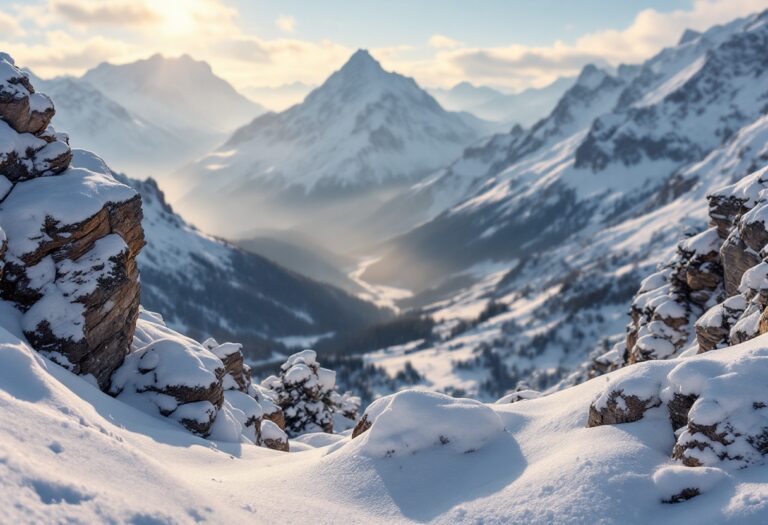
[448,46,609,78]
[428,34,462,49]
[412,0,768,89]
[0,12,25,37]
[4,0,766,92]
[50,0,160,27]
[1,30,136,77]
[275,15,296,34]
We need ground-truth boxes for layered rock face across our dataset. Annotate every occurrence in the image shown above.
[608,165,768,369]
[111,309,289,449]
[587,162,768,484]
[0,53,144,389]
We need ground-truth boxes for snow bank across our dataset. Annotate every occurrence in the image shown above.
[351,389,505,457]
[653,465,729,503]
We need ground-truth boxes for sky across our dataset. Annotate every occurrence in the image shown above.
[0,0,765,93]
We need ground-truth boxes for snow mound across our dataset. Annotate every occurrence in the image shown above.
[653,464,729,503]
[351,389,505,458]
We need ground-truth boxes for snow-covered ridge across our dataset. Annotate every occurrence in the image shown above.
[25,54,265,178]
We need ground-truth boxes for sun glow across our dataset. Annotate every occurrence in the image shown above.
[151,0,235,37]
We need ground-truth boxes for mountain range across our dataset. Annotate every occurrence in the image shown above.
[429,76,574,125]
[357,9,768,399]
[3,7,768,523]
[167,49,486,248]
[28,54,265,178]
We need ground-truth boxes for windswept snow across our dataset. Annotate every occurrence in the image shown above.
[3,315,768,523]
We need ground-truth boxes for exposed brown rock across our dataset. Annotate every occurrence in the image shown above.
[663,488,701,504]
[262,437,289,452]
[264,409,286,431]
[708,194,747,239]
[221,351,252,392]
[587,390,661,427]
[667,393,697,431]
[720,236,760,297]
[0,54,145,391]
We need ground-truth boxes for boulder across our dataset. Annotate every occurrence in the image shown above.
[720,235,760,297]
[110,336,225,436]
[260,419,289,452]
[695,295,746,352]
[667,357,768,469]
[587,389,661,427]
[0,56,54,135]
[204,339,252,392]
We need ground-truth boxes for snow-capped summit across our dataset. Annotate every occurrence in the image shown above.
[26,72,193,177]
[332,48,386,80]
[678,28,702,45]
[169,49,484,244]
[83,53,263,136]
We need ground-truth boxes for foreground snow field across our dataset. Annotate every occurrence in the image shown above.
[2,316,768,524]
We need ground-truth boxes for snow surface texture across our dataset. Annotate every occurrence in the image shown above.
[4,315,768,523]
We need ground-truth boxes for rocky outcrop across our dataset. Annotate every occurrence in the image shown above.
[204,339,252,392]
[588,352,768,471]
[114,310,290,449]
[591,161,768,477]
[351,413,371,439]
[0,54,292,451]
[619,165,768,365]
[624,227,723,364]
[0,53,144,389]
[587,389,661,427]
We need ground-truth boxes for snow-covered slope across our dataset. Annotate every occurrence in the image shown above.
[67,150,389,359]
[429,76,574,125]
[356,10,768,399]
[2,314,768,524]
[170,49,484,244]
[83,54,263,139]
[366,12,768,290]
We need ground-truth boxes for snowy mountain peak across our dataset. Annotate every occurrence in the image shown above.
[678,28,702,45]
[574,64,609,90]
[307,48,421,105]
[83,54,263,135]
[331,48,392,87]
[171,48,482,242]
[341,48,382,73]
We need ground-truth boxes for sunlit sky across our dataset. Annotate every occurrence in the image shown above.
[0,0,765,92]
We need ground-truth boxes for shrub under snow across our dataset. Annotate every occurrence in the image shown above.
[262,349,359,437]
[350,389,505,458]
